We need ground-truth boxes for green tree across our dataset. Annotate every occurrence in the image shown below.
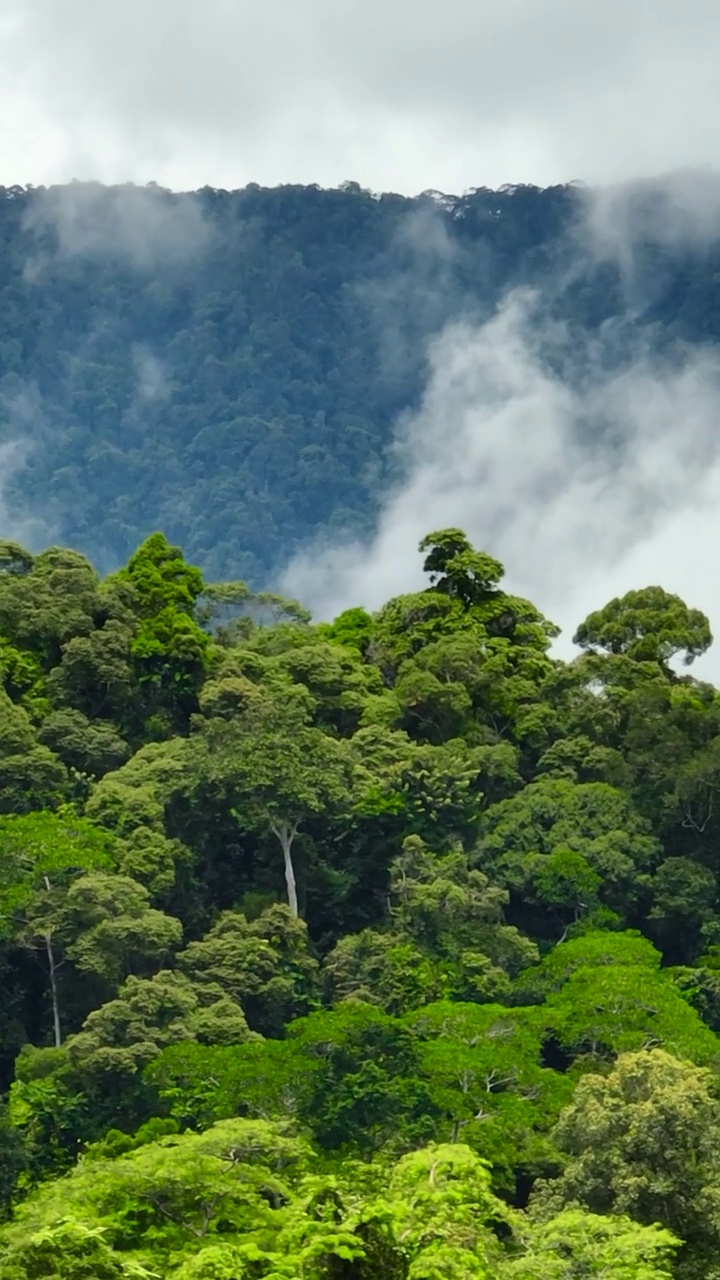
[500,1209,679,1280]
[66,969,257,1081]
[389,835,536,979]
[322,928,441,1014]
[59,872,183,988]
[116,533,210,734]
[0,812,112,1046]
[384,1142,511,1279]
[287,1003,439,1154]
[419,529,504,606]
[0,690,68,814]
[0,1118,308,1272]
[407,1000,569,1186]
[177,903,319,1035]
[532,1049,720,1279]
[147,1036,315,1130]
[574,586,712,668]
[477,778,661,935]
[0,1219,144,1280]
[545,958,719,1064]
[195,692,353,916]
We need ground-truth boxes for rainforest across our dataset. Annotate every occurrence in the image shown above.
[0,524,719,1279]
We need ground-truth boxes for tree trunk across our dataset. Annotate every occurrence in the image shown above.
[42,875,62,1048]
[269,818,300,917]
[44,932,62,1048]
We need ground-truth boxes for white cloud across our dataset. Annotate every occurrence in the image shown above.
[0,436,55,550]
[282,287,720,677]
[132,346,170,403]
[23,183,211,271]
[0,0,719,193]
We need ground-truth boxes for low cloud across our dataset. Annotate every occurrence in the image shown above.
[282,288,720,677]
[132,346,170,403]
[585,169,720,259]
[0,439,53,550]
[23,182,212,273]
[357,202,481,385]
[0,382,62,550]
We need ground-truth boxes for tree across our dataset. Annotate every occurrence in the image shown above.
[322,929,441,1014]
[384,1142,511,1279]
[271,639,385,737]
[114,533,211,735]
[351,727,496,847]
[59,872,183,988]
[477,778,661,935]
[0,1102,25,1220]
[500,1210,679,1280]
[644,856,719,962]
[0,1118,308,1272]
[531,1049,720,1279]
[407,1000,570,1186]
[545,958,719,1065]
[573,586,712,668]
[177,903,319,1035]
[287,1003,439,1154]
[0,811,112,1046]
[66,969,257,1081]
[195,692,353,917]
[0,1220,137,1280]
[0,690,68,814]
[419,528,504,607]
[38,708,131,778]
[513,930,664,1002]
[147,1036,315,1130]
[389,835,536,974]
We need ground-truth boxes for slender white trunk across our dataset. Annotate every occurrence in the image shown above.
[269,818,301,917]
[42,875,61,1047]
[44,933,62,1048]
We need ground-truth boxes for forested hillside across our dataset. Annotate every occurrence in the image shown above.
[2,179,720,583]
[2,526,720,1277]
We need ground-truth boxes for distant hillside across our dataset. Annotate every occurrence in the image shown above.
[1,178,719,583]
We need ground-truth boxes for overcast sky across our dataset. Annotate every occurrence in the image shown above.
[1,0,719,193]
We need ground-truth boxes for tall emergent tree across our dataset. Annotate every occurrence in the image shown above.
[194,691,353,916]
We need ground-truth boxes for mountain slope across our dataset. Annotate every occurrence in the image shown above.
[1,178,719,583]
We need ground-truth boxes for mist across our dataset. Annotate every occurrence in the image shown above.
[282,277,720,679]
[0,438,54,549]
[22,182,212,274]
[0,378,60,549]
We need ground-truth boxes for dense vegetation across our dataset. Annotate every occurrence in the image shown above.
[2,525,720,1277]
[3,179,720,581]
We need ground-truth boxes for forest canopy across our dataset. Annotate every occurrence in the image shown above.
[1,524,720,1279]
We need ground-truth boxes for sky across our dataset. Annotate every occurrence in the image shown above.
[1,0,719,194]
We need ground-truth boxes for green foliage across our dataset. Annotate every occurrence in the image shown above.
[3,522,720,1274]
[477,778,661,936]
[499,1210,679,1280]
[66,969,257,1079]
[176,904,319,1035]
[408,1000,571,1187]
[287,1003,440,1154]
[532,1049,720,1278]
[574,586,712,667]
[60,872,183,987]
[0,811,113,923]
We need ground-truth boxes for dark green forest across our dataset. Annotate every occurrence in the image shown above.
[2,178,720,582]
[2,525,720,1277]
